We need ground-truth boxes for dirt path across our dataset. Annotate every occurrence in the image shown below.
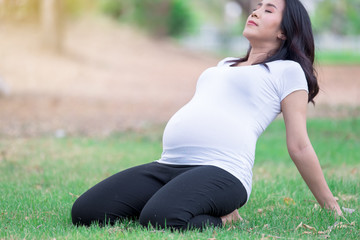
[0,17,359,136]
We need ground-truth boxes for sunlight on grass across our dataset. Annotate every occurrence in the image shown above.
[0,119,359,239]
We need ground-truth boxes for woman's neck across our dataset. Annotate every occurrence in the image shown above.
[242,43,280,66]
[247,51,268,65]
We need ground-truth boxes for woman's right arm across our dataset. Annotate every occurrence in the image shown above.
[281,90,342,216]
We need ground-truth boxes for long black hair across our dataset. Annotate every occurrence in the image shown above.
[229,0,319,104]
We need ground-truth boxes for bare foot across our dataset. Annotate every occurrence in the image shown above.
[221,209,243,226]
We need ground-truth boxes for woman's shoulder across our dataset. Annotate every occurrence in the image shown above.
[268,60,302,70]
[267,60,304,76]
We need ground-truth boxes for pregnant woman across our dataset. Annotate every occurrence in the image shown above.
[71,0,342,230]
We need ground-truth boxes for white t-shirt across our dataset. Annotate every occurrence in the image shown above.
[157,58,309,201]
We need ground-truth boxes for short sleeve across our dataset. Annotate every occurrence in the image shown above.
[278,61,309,101]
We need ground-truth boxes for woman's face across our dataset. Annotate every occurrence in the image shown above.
[243,0,286,47]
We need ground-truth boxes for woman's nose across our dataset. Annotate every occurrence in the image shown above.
[251,10,259,18]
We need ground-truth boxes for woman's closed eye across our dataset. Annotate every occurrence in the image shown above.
[252,8,273,13]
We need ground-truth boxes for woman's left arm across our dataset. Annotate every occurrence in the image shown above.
[281,90,342,216]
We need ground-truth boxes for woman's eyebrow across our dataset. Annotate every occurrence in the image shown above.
[257,2,278,9]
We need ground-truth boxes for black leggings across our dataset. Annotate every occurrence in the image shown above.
[71,162,247,230]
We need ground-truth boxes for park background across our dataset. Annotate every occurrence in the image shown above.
[0,0,359,239]
[0,0,359,136]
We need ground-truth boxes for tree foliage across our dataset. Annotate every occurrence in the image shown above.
[0,0,96,22]
[312,0,360,35]
[100,0,197,37]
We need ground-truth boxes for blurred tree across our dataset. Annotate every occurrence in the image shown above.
[131,0,171,37]
[232,0,257,19]
[101,0,126,19]
[0,0,96,21]
[168,0,196,37]
[312,0,360,35]
[0,0,39,21]
[0,0,96,52]
[64,0,98,17]
[100,0,196,37]
[41,0,64,52]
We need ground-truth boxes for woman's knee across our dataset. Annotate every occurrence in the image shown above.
[71,195,104,226]
[71,196,107,226]
[138,205,164,229]
[139,203,187,230]
[71,197,88,226]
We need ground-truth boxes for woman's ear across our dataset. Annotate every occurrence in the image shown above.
[278,32,287,40]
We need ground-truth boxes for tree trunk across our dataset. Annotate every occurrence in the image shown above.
[41,0,64,53]
[232,0,258,18]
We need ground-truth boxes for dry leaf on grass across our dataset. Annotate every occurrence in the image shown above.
[338,193,357,201]
[313,203,320,210]
[283,197,295,205]
[333,221,355,229]
[295,222,303,231]
[226,225,236,231]
[69,192,80,198]
[295,222,319,235]
[325,221,356,236]
[303,223,317,232]
[260,233,281,239]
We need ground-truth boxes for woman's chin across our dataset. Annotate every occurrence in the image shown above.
[242,28,257,40]
[242,31,255,43]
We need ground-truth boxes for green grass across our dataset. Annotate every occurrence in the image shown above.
[0,119,359,239]
[316,51,360,65]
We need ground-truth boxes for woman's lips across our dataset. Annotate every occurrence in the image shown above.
[247,20,258,26]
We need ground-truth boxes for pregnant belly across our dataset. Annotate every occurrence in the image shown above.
[162,103,255,151]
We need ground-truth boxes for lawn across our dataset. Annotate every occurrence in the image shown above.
[315,51,360,65]
[0,118,359,239]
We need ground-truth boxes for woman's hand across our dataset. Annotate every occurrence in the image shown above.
[325,199,343,218]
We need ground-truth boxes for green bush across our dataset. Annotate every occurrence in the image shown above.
[168,0,196,37]
[99,0,124,19]
[64,0,98,17]
[312,0,360,35]
[100,0,197,37]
